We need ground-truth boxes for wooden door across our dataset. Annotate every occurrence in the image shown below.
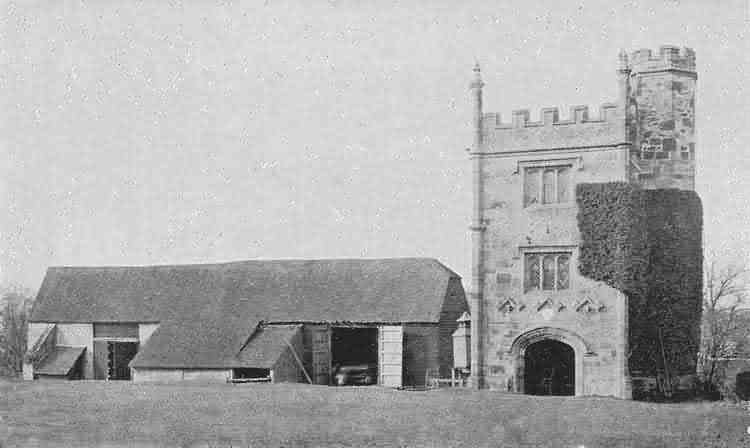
[378,325,403,388]
[311,326,331,385]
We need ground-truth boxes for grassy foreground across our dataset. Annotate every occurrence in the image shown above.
[0,379,747,447]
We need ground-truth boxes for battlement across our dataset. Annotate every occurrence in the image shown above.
[484,103,619,129]
[480,102,623,152]
[624,45,696,74]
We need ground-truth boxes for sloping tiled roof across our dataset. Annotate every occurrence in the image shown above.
[128,317,265,369]
[31,258,458,323]
[235,324,302,369]
[35,346,85,376]
[31,258,462,369]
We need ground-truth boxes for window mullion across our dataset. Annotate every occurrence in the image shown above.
[538,255,543,289]
[553,254,559,291]
[538,170,543,204]
[553,169,559,204]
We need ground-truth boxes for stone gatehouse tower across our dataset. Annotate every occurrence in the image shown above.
[468,46,699,398]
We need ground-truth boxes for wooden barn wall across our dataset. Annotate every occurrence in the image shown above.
[182,369,232,382]
[438,278,470,377]
[93,340,108,379]
[403,324,439,386]
[272,327,306,383]
[132,368,231,382]
[132,368,183,382]
[302,324,331,385]
[93,323,138,338]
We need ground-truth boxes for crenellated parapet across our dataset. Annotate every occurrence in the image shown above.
[626,45,696,75]
[480,103,624,152]
[484,103,619,129]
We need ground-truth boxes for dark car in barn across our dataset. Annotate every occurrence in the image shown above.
[333,364,377,386]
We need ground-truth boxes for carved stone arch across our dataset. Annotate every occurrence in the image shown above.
[509,326,593,396]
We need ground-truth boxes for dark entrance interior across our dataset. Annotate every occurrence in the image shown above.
[331,327,378,384]
[108,342,138,380]
[233,368,271,379]
[524,339,574,396]
[737,372,750,400]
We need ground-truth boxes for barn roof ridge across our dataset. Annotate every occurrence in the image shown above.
[44,256,459,274]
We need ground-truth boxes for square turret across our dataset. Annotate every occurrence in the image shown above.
[624,46,697,190]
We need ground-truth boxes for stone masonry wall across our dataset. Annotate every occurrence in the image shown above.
[477,145,630,397]
[627,47,696,190]
[472,46,698,399]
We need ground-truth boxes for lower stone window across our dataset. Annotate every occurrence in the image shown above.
[524,252,571,292]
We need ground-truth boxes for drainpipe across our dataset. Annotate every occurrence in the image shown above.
[469,62,486,389]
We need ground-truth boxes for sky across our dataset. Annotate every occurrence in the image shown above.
[1,0,748,292]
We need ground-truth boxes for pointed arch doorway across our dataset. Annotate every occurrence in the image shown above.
[523,339,574,395]
[510,327,588,396]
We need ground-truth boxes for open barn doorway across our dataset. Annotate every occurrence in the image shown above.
[94,340,138,380]
[108,341,138,380]
[331,327,378,386]
[523,339,574,395]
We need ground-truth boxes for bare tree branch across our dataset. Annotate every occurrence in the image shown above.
[699,258,750,393]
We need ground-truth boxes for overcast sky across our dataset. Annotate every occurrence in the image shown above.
[2,0,748,291]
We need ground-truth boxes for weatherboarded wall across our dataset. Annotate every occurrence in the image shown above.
[403,324,439,386]
[132,368,231,382]
[302,324,330,385]
[272,328,306,383]
[183,369,232,382]
[438,277,469,377]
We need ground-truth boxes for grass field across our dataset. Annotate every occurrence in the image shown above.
[0,379,747,448]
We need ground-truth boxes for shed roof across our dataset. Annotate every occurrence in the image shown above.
[35,346,85,376]
[236,324,302,369]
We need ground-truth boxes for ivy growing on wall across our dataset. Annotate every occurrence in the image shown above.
[576,182,703,379]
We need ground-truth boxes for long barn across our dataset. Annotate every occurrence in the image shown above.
[24,258,468,388]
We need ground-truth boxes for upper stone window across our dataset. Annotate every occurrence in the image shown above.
[524,252,571,292]
[524,166,571,207]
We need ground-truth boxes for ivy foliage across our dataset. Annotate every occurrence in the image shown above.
[576,182,703,378]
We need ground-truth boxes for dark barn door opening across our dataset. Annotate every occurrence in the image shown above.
[108,342,138,380]
[331,327,378,386]
[524,339,574,396]
[233,368,271,379]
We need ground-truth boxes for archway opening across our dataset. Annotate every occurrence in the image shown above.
[523,339,574,396]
